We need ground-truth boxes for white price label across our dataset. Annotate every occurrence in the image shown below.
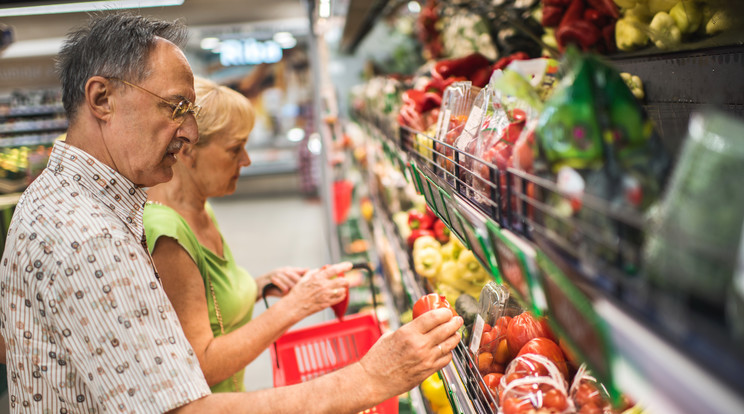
[469,314,485,355]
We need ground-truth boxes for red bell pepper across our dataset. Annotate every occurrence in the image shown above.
[542,5,565,27]
[407,229,435,248]
[433,219,450,244]
[586,0,618,19]
[398,104,426,131]
[409,210,435,230]
[543,0,572,5]
[424,76,464,95]
[558,0,585,29]
[402,90,443,114]
[493,52,530,72]
[557,19,600,51]
[433,53,491,81]
[584,8,608,28]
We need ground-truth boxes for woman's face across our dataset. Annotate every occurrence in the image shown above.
[192,129,251,198]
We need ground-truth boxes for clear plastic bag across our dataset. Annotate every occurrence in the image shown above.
[569,364,632,414]
[499,361,575,414]
[434,82,479,183]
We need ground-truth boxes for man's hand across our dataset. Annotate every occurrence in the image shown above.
[359,308,463,398]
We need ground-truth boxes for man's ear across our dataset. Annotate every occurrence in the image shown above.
[85,76,114,121]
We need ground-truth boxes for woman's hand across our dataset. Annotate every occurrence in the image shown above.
[258,267,308,298]
[281,262,353,318]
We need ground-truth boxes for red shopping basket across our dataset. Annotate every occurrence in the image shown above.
[264,263,398,414]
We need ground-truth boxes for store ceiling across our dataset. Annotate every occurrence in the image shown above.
[0,0,310,42]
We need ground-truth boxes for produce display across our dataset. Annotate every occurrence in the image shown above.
[407,210,492,305]
[347,3,744,413]
[468,282,636,413]
[610,0,741,51]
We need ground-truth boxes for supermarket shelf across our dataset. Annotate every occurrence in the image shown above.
[0,104,65,118]
[595,298,744,414]
[610,45,744,156]
[0,192,21,208]
[362,130,480,414]
[357,115,744,414]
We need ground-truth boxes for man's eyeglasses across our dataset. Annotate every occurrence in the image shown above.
[108,77,201,121]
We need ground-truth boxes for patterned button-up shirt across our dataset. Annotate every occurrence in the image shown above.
[0,141,211,413]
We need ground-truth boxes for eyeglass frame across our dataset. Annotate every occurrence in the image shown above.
[107,77,202,121]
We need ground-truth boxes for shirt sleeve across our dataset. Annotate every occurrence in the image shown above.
[42,234,211,412]
[143,204,204,274]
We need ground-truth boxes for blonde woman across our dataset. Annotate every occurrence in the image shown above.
[143,76,351,392]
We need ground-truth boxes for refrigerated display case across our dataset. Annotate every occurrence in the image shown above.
[315,1,744,413]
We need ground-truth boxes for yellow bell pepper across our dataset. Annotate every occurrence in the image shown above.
[413,235,441,253]
[649,11,682,49]
[616,17,649,51]
[413,246,443,279]
[669,0,703,34]
[440,237,465,262]
[705,10,730,35]
[420,373,449,408]
[648,0,678,14]
[456,250,490,284]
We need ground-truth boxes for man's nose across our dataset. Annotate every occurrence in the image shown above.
[178,114,199,145]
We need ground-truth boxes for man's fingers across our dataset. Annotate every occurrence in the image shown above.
[411,308,461,333]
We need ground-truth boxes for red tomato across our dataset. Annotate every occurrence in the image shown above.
[494,316,512,337]
[578,402,603,414]
[502,397,532,414]
[575,382,603,407]
[516,338,568,378]
[482,372,503,398]
[506,312,552,356]
[489,362,505,374]
[480,331,497,350]
[412,293,457,319]
[543,389,569,411]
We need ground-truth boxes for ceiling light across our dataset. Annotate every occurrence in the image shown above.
[200,37,220,50]
[318,0,331,18]
[407,1,421,13]
[287,127,305,143]
[0,0,184,18]
[1,37,65,58]
[273,32,297,49]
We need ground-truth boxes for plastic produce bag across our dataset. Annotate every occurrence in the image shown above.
[534,49,670,270]
[643,110,744,338]
[569,364,631,414]
[498,354,570,412]
[434,81,478,182]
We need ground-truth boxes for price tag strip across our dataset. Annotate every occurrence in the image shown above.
[487,223,547,315]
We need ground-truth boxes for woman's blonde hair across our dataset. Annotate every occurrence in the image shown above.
[194,76,255,146]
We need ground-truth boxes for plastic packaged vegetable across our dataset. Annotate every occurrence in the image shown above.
[434,81,479,182]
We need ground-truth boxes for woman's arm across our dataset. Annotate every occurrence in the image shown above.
[151,236,350,386]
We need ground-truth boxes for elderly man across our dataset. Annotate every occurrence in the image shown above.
[0,12,462,414]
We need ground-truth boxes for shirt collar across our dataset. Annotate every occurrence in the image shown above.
[47,141,148,237]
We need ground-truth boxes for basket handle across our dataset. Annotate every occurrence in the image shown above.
[262,262,384,369]
[262,262,380,326]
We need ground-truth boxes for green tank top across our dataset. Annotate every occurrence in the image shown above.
[143,201,257,393]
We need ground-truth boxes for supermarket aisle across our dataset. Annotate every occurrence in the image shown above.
[209,191,331,392]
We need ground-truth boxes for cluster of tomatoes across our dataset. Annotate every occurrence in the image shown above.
[474,311,630,414]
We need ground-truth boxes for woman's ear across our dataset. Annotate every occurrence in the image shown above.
[180,143,197,168]
[85,76,114,121]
